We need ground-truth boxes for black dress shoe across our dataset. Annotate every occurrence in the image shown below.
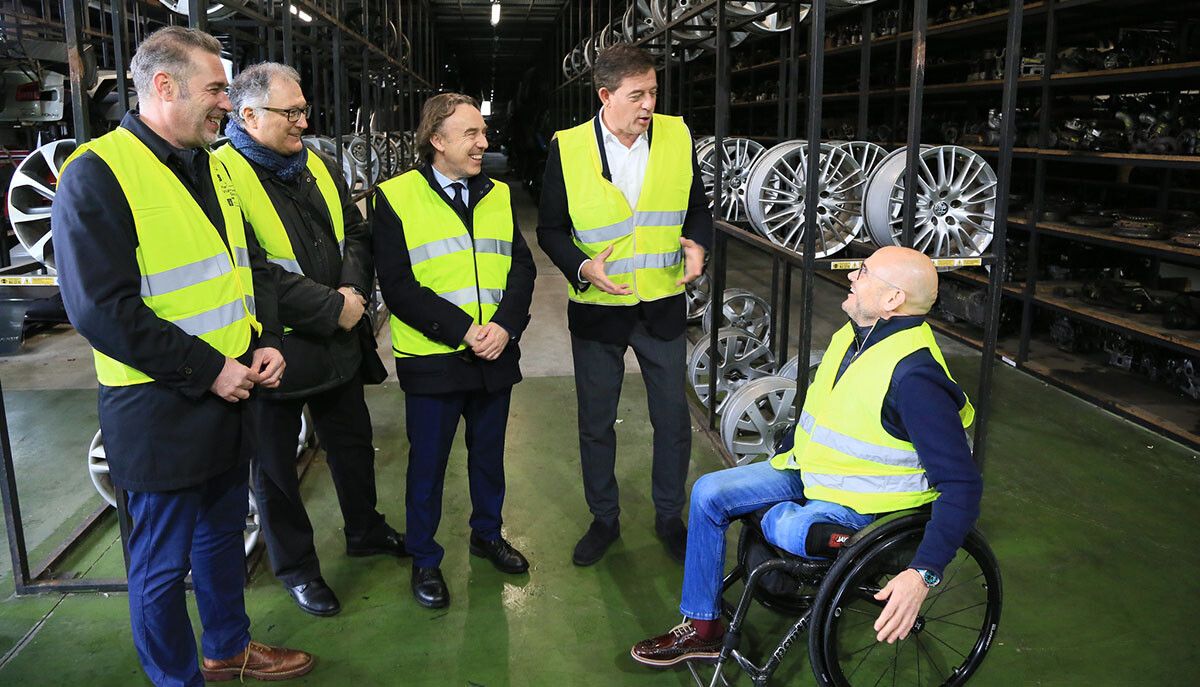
[572,519,620,567]
[346,528,409,558]
[469,533,530,574]
[411,566,449,609]
[286,577,340,617]
[655,516,687,564]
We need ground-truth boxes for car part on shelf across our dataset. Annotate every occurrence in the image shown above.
[688,327,776,413]
[863,145,997,260]
[7,137,77,271]
[686,273,712,322]
[701,288,772,345]
[744,140,865,258]
[719,376,798,465]
[697,137,765,222]
[160,0,240,22]
[776,349,825,383]
[302,135,357,189]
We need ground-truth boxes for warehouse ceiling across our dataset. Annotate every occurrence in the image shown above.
[429,0,566,104]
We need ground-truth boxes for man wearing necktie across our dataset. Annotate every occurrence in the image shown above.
[372,93,537,609]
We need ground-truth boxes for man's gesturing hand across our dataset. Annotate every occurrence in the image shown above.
[677,236,705,285]
[872,569,931,644]
[580,244,632,296]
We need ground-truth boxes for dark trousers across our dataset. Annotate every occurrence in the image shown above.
[571,321,692,525]
[404,387,512,568]
[126,461,252,687]
[252,379,385,586]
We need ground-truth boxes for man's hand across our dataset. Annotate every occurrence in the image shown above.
[580,244,632,296]
[463,322,483,347]
[251,347,286,389]
[337,287,366,330]
[677,236,706,285]
[471,322,510,361]
[210,357,257,402]
[872,569,932,644]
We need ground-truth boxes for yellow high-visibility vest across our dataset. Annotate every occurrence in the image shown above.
[212,144,344,275]
[555,113,693,305]
[63,127,260,386]
[375,170,513,357]
[771,322,974,514]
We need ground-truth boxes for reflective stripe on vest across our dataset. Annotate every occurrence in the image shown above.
[212,144,344,277]
[63,127,260,386]
[555,113,693,306]
[770,322,974,514]
[375,169,514,358]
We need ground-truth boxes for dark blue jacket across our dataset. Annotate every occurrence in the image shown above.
[53,112,280,491]
[833,315,982,576]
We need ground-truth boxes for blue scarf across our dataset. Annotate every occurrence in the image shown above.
[225,118,309,181]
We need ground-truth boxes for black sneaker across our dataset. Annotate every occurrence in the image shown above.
[572,518,620,566]
[655,516,687,564]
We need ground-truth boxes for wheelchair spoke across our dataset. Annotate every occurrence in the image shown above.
[914,632,952,684]
[846,636,883,680]
[926,616,987,633]
[926,600,988,623]
[920,559,972,618]
[921,627,969,659]
[926,570,985,607]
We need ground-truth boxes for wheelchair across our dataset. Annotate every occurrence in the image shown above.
[686,507,1002,687]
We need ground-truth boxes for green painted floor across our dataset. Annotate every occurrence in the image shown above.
[1,358,1198,685]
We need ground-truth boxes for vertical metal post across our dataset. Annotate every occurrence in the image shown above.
[1019,0,1057,363]
[188,0,207,32]
[63,0,91,143]
[786,7,801,138]
[707,0,730,429]
[973,0,1024,471]
[111,0,131,115]
[796,0,826,409]
[0,382,32,594]
[282,0,294,67]
[662,0,672,114]
[333,0,344,173]
[900,0,928,247]
[856,6,873,138]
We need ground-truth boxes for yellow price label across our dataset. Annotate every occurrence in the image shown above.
[0,276,58,286]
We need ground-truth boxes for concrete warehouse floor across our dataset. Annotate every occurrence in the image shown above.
[0,168,1198,686]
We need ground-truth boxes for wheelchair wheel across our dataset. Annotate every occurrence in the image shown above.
[808,524,1001,686]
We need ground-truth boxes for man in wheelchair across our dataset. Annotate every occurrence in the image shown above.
[632,246,984,667]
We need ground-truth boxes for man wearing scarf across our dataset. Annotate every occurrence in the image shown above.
[214,62,405,618]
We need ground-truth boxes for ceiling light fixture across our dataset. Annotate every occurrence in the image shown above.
[490,1,501,26]
[481,100,492,116]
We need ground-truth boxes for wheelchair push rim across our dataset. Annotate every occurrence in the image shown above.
[809,528,1002,686]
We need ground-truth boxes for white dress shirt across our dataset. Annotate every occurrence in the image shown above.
[598,106,650,210]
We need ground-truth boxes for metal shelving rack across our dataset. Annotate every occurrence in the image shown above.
[0,0,440,595]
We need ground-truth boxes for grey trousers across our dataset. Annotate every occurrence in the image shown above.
[571,321,692,524]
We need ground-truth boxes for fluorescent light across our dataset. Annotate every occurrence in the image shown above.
[481,99,492,116]
[490,1,500,26]
[288,4,311,22]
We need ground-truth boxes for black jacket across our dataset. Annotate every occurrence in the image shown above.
[225,144,375,399]
[536,115,713,345]
[53,112,281,491]
[372,164,536,395]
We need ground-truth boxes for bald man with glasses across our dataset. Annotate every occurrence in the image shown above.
[631,246,983,667]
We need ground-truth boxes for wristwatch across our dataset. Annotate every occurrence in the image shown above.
[913,568,941,588]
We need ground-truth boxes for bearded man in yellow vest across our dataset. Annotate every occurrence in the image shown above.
[537,44,712,567]
[52,27,312,685]
[373,93,537,609]
[629,247,984,667]
[214,62,405,619]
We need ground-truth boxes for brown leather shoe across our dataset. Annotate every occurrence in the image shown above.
[631,622,722,667]
[201,640,314,682]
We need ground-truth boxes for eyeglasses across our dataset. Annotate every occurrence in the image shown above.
[261,105,311,123]
[856,262,905,293]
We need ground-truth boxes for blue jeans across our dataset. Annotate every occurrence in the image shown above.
[679,461,874,620]
[126,462,252,687]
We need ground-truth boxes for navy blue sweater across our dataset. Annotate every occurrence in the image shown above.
[833,315,982,576]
